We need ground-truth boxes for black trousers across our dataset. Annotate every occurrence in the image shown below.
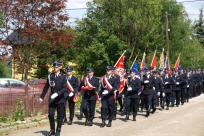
[181,88,186,104]
[117,92,123,110]
[193,86,197,97]
[82,99,96,120]
[186,87,191,101]
[49,103,64,123]
[68,97,75,120]
[113,92,118,116]
[139,93,144,108]
[165,92,171,107]
[101,100,115,120]
[172,90,181,106]
[126,97,139,116]
[144,92,155,109]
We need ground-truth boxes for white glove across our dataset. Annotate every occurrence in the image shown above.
[99,97,101,101]
[127,86,132,91]
[176,82,179,85]
[165,82,169,85]
[162,93,165,97]
[69,92,74,97]
[122,94,124,98]
[102,90,108,95]
[153,87,155,90]
[39,98,43,103]
[157,92,160,96]
[114,90,117,93]
[187,85,189,88]
[144,80,149,83]
[51,93,58,99]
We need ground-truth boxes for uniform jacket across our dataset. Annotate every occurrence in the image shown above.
[172,74,182,91]
[126,76,141,99]
[142,74,159,95]
[155,76,164,92]
[79,75,99,100]
[40,72,67,104]
[64,75,79,99]
[163,75,174,93]
[100,75,118,101]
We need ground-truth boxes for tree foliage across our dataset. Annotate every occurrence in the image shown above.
[193,6,204,48]
[0,0,72,81]
[72,0,201,75]
[0,62,10,78]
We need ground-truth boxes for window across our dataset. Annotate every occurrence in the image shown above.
[9,80,25,87]
[0,80,9,88]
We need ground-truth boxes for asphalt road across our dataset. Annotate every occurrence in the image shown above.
[3,94,204,136]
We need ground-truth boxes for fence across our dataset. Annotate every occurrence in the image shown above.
[0,82,49,117]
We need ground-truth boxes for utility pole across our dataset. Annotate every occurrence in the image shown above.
[165,11,170,59]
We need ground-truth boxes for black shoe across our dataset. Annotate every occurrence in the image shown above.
[88,120,93,126]
[166,107,169,110]
[112,115,116,120]
[125,115,129,120]
[100,119,106,128]
[118,108,123,112]
[161,106,164,109]
[67,120,72,125]
[78,113,83,120]
[181,103,184,105]
[46,129,55,136]
[171,105,174,107]
[151,107,156,114]
[62,118,67,125]
[176,105,179,107]
[106,120,112,127]
[133,116,136,121]
[55,128,60,136]
[121,111,124,116]
[84,118,89,126]
[140,108,143,113]
[145,111,149,117]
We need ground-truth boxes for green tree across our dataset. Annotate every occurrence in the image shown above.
[73,0,197,73]
[0,62,10,78]
[193,6,204,48]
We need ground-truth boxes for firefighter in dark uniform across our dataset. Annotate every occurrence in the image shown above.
[143,67,159,117]
[172,69,182,107]
[40,61,67,136]
[63,66,79,125]
[179,68,187,105]
[163,70,174,110]
[100,66,118,127]
[139,69,145,112]
[154,71,164,109]
[112,67,120,120]
[79,67,99,126]
[186,70,193,102]
[124,69,141,121]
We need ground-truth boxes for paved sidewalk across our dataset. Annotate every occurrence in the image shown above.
[3,95,204,136]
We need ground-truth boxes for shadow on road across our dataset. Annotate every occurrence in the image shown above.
[34,130,48,136]
[73,121,85,126]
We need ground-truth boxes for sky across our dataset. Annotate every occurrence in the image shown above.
[66,0,204,24]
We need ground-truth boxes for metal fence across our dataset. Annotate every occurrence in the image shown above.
[0,82,49,117]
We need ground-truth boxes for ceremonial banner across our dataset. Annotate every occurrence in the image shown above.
[159,48,165,69]
[165,55,172,75]
[140,52,146,70]
[174,53,181,69]
[151,50,157,70]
